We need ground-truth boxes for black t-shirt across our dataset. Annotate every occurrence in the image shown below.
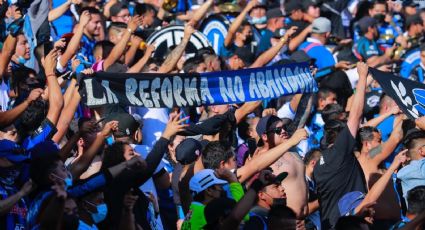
[313,126,366,230]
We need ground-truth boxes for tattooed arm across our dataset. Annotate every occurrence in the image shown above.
[157,24,195,73]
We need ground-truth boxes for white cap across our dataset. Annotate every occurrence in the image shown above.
[312,17,332,34]
[189,169,227,195]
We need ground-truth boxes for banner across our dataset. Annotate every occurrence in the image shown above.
[79,63,318,108]
[370,68,425,119]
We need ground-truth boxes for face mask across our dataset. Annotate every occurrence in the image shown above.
[251,16,267,25]
[245,35,253,44]
[90,203,108,223]
[62,214,80,230]
[52,173,73,189]
[373,14,386,24]
[17,56,26,64]
[272,198,287,206]
[369,144,382,158]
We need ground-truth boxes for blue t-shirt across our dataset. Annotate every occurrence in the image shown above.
[299,41,336,69]
[79,34,96,66]
[355,37,382,61]
[377,24,399,49]
[257,29,273,54]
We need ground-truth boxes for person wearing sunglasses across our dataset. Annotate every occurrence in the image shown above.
[254,115,309,219]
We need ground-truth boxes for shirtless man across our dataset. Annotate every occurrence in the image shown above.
[254,115,309,219]
[356,118,403,227]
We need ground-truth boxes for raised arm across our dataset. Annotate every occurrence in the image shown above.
[157,24,195,73]
[288,25,312,52]
[234,101,262,124]
[70,121,119,178]
[44,49,64,126]
[236,129,307,183]
[48,0,81,22]
[103,16,142,70]
[52,79,81,143]
[371,116,404,166]
[0,34,17,79]
[355,149,408,214]
[0,180,32,215]
[127,44,155,73]
[347,62,367,137]
[363,106,399,128]
[59,11,90,68]
[188,0,214,27]
[250,26,297,68]
[0,89,42,126]
[223,0,257,48]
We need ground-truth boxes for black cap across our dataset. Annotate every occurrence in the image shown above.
[302,0,322,10]
[290,50,315,64]
[266,8,285,20]
[284,1,303,16]
[256,115,282,136]
[105,113,140,137]
[406,14,423,28]
[403,0,419,8]
[110,2,127,17]
[358,16,377,33]
[175,138,202,165]
[234,47,256,66]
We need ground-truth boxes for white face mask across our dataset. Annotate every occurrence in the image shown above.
[251,16,267,25]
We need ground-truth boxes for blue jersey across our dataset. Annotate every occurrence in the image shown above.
[377,24,399,49]
[0,183,27,230]
[22,119,58,153]
[354,37,382,61]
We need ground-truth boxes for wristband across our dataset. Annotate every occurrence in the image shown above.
[250,179,264,193]
[46,73,56,78]
[127,28,133,34]
[280,37,287,44]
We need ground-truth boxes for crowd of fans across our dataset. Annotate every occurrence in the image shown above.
[1,0,425,229]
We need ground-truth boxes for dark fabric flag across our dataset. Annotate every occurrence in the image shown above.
[79,63,318,108]
[370,68,425,119]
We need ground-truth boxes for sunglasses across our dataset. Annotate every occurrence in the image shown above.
[266,126,287,135]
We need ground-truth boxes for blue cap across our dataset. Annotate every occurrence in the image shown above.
[338,191,365,216]
[0,140,30,163]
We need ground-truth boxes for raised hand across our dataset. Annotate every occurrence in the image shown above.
[19,179,34,196]
[26,88,44,103]
[215,168,238,183]
[335,61,351,70]
[101,121,119,137]
[123,189,139,211]
[162,112,189,139]
[79,10,91,26]
[145,44,156,55]
[44,49,59,76]
[288,129,308,145]
[356,62,369,78]
[128,15,143,33]
[262,108,277,117]
[390,149,409,170]
[183,23,195,40]
[283,26,298,40]
[54,38,66,51]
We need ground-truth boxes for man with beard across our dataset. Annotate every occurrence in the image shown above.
[78,7,104,65]
[354,16,395,67]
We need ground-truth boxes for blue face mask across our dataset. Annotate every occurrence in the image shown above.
[17,56,26,64]
[90,203,108,223]
[51,173,73,189]
[251,16,267,25]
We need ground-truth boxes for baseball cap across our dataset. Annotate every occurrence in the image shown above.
[403,0,419,8]
[284,1,303,16]
[266,8,285,20]
[311,17,331,33]
[105,113,140,137]
[0,140,29,163]
[175,138,202,165]
[302,0,322,10]
[256,115,282,136]
[110,2,127,17]
[357,16,377,33]
[234,47,256,66]
[290,50,315,64]
[189,169,227,196]
[338,191,365,216]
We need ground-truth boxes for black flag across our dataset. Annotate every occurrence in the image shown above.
[370,68,425,119]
